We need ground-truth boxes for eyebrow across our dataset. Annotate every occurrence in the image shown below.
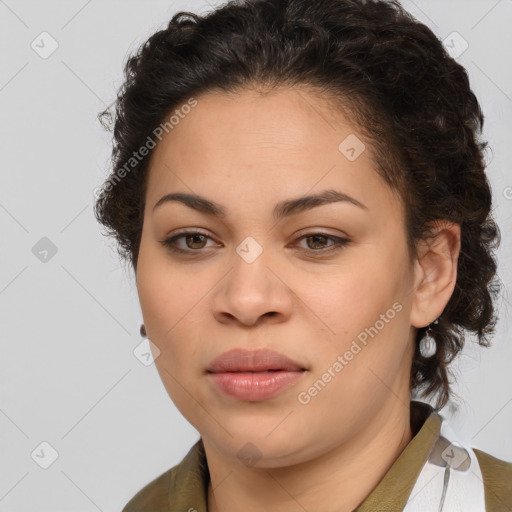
[152,189,368,220]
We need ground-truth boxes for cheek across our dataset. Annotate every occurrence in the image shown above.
[309,251,410,361]
[137,257,204,402]
[307,261,393,329]
[137,246,195,346]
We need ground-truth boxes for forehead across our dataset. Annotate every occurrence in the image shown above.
[144,87,401,221]
[151,86,358,159]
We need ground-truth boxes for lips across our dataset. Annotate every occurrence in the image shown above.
[207,348,307,373]
[206,348,307,401]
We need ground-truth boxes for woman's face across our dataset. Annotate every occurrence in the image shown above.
[136,87,419,467]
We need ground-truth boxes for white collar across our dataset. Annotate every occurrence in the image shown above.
[403,413,485,512]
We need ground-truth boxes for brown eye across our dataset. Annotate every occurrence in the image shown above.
[183,233,208,249]
[160,231,215,254]
[305,234,331,250]
[295,233,351,255]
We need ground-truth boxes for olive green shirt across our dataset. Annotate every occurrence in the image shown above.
[122,402,512,511]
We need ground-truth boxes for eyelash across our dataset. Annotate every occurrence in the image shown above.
[159,230,351,256]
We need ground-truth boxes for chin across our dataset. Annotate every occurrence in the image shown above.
[205,424,316,467]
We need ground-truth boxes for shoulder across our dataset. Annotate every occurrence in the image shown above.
[121,440,207,512]
[121,467,173,512]
[473,448,512,512]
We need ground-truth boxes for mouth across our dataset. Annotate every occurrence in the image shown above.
[207,369,306,401]
[206,348,307,373]
[206,348,307,401]
[207,368,306,374]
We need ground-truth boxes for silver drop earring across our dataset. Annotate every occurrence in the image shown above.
[419,317,439,358]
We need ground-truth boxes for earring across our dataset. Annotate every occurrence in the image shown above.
[140,324,147,338]
[429,317,440,327]
[419,317,440,358]
[419,336,436,358]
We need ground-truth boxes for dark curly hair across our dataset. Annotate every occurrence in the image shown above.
[94,0,501,409]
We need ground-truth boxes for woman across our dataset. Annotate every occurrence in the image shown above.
[94,0,512,510]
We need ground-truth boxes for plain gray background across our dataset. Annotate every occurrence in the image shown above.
[1,0,511,510]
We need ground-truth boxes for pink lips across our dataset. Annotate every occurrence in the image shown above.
[207,348,307,401]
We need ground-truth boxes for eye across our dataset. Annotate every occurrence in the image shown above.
[160,230,217,254]
[294,232,351,255]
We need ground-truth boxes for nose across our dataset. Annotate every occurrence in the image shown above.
[212,247,294,327]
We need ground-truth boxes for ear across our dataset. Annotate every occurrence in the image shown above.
[410,220,461,328]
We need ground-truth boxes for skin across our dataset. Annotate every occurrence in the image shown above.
[136,86,461,512]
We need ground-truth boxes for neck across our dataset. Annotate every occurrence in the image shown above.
[205,399,414,512]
